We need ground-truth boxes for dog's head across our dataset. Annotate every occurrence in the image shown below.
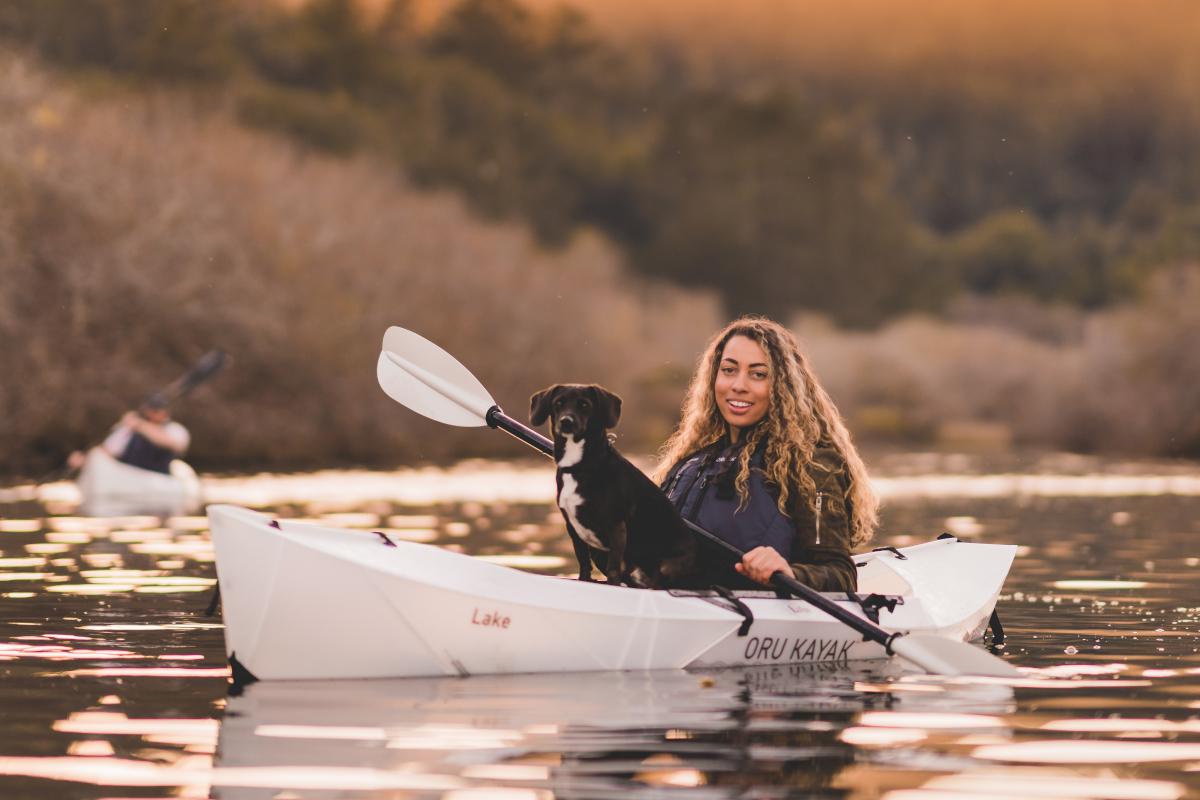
[530,384,622,439]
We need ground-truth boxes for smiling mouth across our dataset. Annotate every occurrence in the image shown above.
[727,399,752,410]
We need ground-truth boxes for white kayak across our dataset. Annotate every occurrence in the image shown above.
[77,447,203,518]
[208,504,1016,681]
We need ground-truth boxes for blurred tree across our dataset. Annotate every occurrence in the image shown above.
[428,0,540,90]
[238,85,376,155]
[637,91,931,325]
[0,0,160,71]
[137,0,238,82]
[240,0,378,92]
[947,211,1056,297]
[387,60,617,243]
[3,0,1199,327]
[375,0,415,54]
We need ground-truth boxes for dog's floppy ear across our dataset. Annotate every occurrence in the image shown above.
[529,386,559,427]
[591,385,623,430]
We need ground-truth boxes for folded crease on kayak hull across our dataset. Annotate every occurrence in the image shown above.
[208,504,1016,681]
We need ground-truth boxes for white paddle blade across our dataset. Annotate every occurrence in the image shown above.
[377,327,495,427]
[889,634,1021,678]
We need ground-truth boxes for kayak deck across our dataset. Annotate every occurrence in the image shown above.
[209,504,1015,680]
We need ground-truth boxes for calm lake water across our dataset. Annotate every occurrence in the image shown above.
[1,453,1199,799]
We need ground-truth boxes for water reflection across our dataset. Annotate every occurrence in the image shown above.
[0,460,1199,798]
[212,663,1011,798]
[208,663,1200,799]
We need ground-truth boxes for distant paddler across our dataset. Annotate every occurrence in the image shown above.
[67,392,190,476]
[57,349,227,518]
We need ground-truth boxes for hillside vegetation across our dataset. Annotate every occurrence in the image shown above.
[2,0,1200,468]
[798,270,1200,457]
[0,53,720,475]
[6,0,1200,324]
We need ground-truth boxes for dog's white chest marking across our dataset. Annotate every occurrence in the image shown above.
[557,435,585,467]
[557,436,607,551]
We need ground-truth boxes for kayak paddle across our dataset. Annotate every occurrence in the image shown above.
[376,327,553,453]
[159,348,229,404]
[376,326,1020,678]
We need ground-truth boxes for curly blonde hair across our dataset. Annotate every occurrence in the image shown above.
[653,317,878,548]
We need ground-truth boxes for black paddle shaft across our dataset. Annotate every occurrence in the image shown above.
[678,518,896,647]
[161,349,228,403]
[484,406,901,652]
[486,406,554,453]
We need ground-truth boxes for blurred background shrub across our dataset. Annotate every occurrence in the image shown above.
[0,55,721,474]
[2,0,1200,472]
[797,266,1200,457]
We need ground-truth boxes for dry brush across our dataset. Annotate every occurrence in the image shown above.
[0,52,721,475]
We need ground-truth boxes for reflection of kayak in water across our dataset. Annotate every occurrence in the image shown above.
[209,504,1016,681]
[77,447,202,518]
[210,666,1014,798]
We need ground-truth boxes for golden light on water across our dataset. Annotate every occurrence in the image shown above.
[973,740,1200,764]
[909,773,1186,800]
[859,712,1007,729]
[254,724,388,741]
[460,765,551,781]
[840,727,927,746]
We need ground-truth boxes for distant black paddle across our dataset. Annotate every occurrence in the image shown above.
[40,349,229,484]
[158,349,229,404]
[375,326,1021,678]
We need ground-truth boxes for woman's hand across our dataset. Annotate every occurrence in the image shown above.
[735,546,794,586]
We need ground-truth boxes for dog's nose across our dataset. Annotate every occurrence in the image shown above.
[558,414,577,433]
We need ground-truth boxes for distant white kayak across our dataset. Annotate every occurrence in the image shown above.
[208,504,1016,681]
[77,447,202,518]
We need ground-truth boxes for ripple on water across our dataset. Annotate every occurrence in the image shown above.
[0,464,1198,797]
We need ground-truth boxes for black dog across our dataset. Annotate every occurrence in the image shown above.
[530,384,697,588]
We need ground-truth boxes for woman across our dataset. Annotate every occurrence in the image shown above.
[654,318,878,592]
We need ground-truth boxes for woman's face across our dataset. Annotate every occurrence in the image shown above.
[714,334,772,441]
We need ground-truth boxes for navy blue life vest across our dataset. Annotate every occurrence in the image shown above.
[118,433,176,475]
[664,439,796,565]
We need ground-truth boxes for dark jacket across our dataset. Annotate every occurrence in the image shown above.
[119,433,176,475]
[662,439,858,592]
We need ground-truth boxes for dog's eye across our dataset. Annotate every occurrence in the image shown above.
[579,400,590,410]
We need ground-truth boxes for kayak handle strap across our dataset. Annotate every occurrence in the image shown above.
[711,585,755,636]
